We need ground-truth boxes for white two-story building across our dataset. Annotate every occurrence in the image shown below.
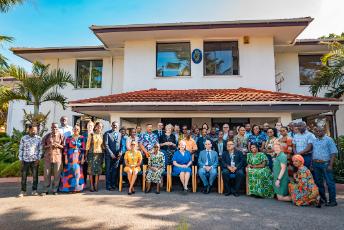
[8,17,343,136]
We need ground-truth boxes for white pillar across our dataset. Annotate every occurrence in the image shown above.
[110,114,121,128]
[279,113,292,126]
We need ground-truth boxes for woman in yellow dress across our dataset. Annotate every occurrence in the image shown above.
[85,122,104,192]
[124,141,143,195]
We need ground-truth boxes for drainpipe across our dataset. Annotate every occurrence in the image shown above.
[110,56,114,95]
[332,109,341,159]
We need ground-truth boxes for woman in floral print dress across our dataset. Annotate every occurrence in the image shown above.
[289,154,320,207]
[145,143,165,194]
[246,144,274,198]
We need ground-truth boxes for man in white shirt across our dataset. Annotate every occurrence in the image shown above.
[59,116,73,138]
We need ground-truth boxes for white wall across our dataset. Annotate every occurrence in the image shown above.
[6,56,120,135]
[123,36,276,92]
[275,52,344,136]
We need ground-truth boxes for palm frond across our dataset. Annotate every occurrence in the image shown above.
[0,0,23,12]
[0,87,29,105]
[32,61,49,78]
[40,91,68,109]
[3,64,28,81]
[0,53,9,68]
[0,35,14,44]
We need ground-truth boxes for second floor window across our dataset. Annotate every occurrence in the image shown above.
[204,41,239,76]
[156,42,191,77]
[76,60,103,88]
[298,55,322,85]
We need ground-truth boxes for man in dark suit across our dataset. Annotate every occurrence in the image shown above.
[222,140,245,197]
[103,121,121,190]
[214,131,227,159]
[153,122,165,139]
[196,128,213,165]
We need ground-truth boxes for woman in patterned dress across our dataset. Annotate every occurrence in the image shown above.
[248,125,266,152]
[233,126,248,154]
[264,128,278,170]
[159,124,177,166]
[289,155,320,207]
[86,121,104,192]
[59,125,85,193]
[124,141,143,195]
[278,126,294,176]
[246,144,274,198]
[145,143,165,194]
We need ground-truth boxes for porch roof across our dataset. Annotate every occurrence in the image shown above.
[69,87,340,106]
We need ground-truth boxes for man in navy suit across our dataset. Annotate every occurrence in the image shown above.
[103,121,121,190]
[153,122,165,139]
[198,140,218,194]
[222,140,245,196]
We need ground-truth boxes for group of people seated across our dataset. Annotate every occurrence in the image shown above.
[18,117,338,208]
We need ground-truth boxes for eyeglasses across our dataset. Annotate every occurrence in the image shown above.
[153,146,159,148]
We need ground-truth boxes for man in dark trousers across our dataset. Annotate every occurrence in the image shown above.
[221,140,245,197]
[103,121,121,191]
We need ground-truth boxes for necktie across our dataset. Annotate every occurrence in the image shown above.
[207,151,211,166]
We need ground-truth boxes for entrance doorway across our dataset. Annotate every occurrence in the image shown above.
[161,118,192,129]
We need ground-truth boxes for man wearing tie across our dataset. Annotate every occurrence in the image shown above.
[103,122,121,190]
[221,140,245,197]
[153,122,165,139]
[198,140,218,194]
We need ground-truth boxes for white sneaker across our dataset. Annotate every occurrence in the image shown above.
[18,191,26,198]
[31,190,39,196]
[40,192,47,196]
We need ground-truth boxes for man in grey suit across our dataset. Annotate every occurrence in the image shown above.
[103,121,121,190]
[198,140,218,194]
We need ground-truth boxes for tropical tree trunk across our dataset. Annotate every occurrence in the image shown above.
[33,103,39,116]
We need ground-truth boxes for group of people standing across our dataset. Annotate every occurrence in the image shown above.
[18,118,338,208]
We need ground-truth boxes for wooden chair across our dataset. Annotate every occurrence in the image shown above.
[118,163,147,192]
[167,165,196,192]
[245,167,249,195]
[193,165,222,194]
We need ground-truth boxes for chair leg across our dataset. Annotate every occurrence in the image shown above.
[246,167,249,195]
[194,166,197,193]
[119,164,123,192]
[166,165,170,192]
[217,166,221,194]
[221,174,224,194]
[168,165,172,192]
[142,165,147,192]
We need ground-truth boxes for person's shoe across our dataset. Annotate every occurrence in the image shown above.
[233,192,240,197]
[31,190,39,196]
[17,191,26,198]
[206,186,211,194]
[326,201,338,207]
[53,192,58,195]
[225,192,231,196]
[202,187,208,194]
[107,188,115,191]
[40,192,47,196]
[155,191,160,194]
[128,192,132,195]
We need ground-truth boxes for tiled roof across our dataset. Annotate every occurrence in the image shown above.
[70,88,340,105]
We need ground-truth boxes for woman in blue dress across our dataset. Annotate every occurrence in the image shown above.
[59,125,85,192]
[172,140,192,192]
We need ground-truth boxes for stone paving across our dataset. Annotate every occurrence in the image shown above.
[0,178,343,230]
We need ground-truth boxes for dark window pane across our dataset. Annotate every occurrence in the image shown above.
[90,60,103,88]
[204,41,239,76]
[76,60,102,88]
[156,43,191,77]
[299,55,322,85]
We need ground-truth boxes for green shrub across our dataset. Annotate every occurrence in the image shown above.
[0,129,24,163]
[0,162,10,173]
[0,160,44,177]
[0,161,21,177]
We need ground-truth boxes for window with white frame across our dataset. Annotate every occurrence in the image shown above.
[156,42,191,77]
[76,60,103,88]
[204,41,239,76]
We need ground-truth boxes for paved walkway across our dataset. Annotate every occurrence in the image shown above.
[0,178,343,230]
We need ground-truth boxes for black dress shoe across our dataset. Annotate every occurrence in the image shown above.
[202,187,207,194]
[233,192,240,197]
[326,202,338,207]
[128,192,132,195]
[225,192,231,196]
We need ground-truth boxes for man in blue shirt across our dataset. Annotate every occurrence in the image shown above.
[292,122,315,169]
[312,127,338,207]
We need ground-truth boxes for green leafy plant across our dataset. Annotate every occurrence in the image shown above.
[176,218,188,230]
[0,129,24,163]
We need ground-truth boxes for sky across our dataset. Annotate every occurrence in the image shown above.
[0,0,343,71]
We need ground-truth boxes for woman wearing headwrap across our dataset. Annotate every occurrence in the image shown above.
[288,154,320,207]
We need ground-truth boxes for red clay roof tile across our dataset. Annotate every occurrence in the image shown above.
[69,88,340,104]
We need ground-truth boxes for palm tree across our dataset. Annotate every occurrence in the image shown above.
[310,42,344,98]
[0,0,23,12]
[0,35,14,67]
[0,61,75,116]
